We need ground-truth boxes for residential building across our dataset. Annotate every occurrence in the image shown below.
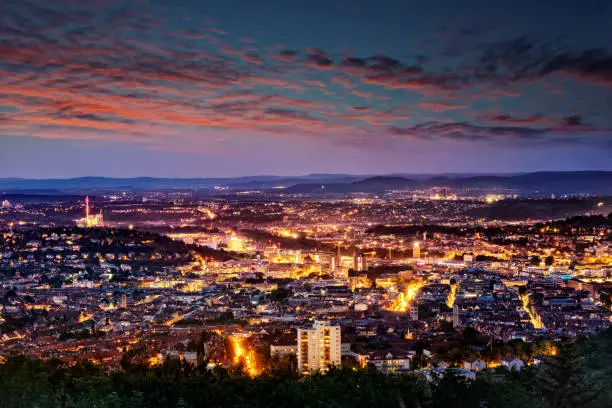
[501,356,525,371]
[297,320,341,374]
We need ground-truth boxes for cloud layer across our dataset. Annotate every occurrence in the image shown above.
[0,0,610,151]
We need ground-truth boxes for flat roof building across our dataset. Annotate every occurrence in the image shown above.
[297,320,341,375]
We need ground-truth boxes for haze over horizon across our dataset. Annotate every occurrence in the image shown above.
[3,169,612,182]
[0,0,611,178]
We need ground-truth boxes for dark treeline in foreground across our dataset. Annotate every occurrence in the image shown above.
[1,328,611,408]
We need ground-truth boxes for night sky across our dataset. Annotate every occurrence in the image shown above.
[0,0,611,178]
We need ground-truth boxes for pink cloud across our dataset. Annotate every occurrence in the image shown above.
[417,101,468,112]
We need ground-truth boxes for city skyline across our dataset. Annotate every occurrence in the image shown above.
[1,0,611,177]
[1,2,611,401]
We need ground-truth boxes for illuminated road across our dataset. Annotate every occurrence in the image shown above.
[446,282,458,308]
[230,336,259,376]
[388,280,425,312]
[519,293,544,329]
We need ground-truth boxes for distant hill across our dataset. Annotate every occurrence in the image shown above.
[0,174,363,193]
[283,176,418,194]
[423,171,612,194]
[1,171,611,195]
[0,193,85,204]
[284,172,612,195]
[353,176,418,188]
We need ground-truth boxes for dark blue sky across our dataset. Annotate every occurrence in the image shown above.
[0,0,610,177]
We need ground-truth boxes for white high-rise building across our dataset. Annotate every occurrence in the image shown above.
[453,304,461,328]
[297,320,341,375]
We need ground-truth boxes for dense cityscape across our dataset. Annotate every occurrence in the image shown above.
[2,0,611,406]
[1,184,610,382]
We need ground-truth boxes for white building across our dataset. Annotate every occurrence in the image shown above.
[463,358,487,372]
[353,348,412,374]
[501,356,525,371]
[297,320,341,375]
[453,304,461,328]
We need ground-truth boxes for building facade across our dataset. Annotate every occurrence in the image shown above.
[453,304,461,328]
[297,320,341,375]
[353,254,367,272]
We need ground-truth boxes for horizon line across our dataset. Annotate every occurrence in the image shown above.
[2,169,612,181]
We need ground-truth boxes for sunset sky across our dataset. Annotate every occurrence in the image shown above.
[0,0,611,177]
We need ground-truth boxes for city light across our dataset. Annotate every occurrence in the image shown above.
[78,313,94,323]
[230,336,259,377]
[198,207,217,219]
[76,196,104,228]
[484,194,503,204]
[519,293,544,330]
[388,280,425,312]
[1,173,610,381]
[277,229,299,239]
[0,0,610,403]
[446,282,459,308]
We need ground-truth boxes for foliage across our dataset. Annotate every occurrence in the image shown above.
[0,329,610,408]
[268,288,293,301]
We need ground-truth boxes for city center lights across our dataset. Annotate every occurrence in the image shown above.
[0,0,610,404]
[76,196,104,228]
[230,336,259,377]
[519,293,544,330]
[387,280,425,312]
[198,207,216,220]
[1,184,611,402]
[446,282,459,309]
[277,229,299,239]
[1,168,611,396]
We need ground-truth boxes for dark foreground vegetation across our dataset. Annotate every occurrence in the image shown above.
[1,328,611,408]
